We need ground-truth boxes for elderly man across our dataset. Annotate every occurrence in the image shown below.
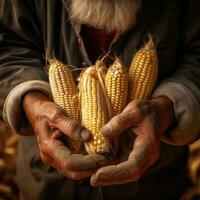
[0,0,200,199]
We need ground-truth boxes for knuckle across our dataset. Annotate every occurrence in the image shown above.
[57,165,66,175]
[49,105,67,122]
[34,116,47,132]
[151,145,160,163]
[130,167,143,181]
[46,140,55,153]
[57,166,83,180]
[39,143,48,155]
[35,115,46,123]
[128,100,142,110]
[40,154,49,165]
[50,108,63,121]
[136,101,147,112]
[128,100,138,107]
[70,173,82,180]
[124,101,145,121]
[62,156,77,170]
[64,119,82,136]
[62,155,87,171]
[60,156,76,171]
[133,173,141,181]
[61,160,70,170]
[137,101,155,114]
[40,140,53,155]
[112,115,126,129]
[55,161,71,176]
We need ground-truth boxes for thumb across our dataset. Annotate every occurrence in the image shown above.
[55,116,91,142]
[101,111,135,137]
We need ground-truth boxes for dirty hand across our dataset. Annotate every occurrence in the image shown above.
[91,96,175,186]
[23,91,107,180]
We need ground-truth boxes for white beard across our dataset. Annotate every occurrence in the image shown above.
[69,0,141,33]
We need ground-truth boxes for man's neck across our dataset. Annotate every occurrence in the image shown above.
[80,25,116,63]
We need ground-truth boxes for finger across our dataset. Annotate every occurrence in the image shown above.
[36,119,108,172]
[53,114,91,142]
[40,149,56,167]
[101,111,136,137]
[91,120,160,187]
[35,116,105,180]
[91,141,151,187]
[35,119,71,165]
[51,145,108,171]
[44,137,108,173]
[59,168,96,180]
[100,100,154,137]
[35,118,74,165]
[91,176,136,186]
[90,159,148,186]
[130,118,160,165]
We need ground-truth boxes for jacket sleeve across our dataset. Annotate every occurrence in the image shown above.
[152,0,200,145]
[0,0,52,135]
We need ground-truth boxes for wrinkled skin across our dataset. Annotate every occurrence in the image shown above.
[23,91,175,184]
[91,97,175,186]
[23,91,108,180]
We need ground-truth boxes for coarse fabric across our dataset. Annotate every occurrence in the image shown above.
[0,0,200,199]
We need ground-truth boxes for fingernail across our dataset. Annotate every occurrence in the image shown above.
[101,124,112,135]
[81,129,91,141]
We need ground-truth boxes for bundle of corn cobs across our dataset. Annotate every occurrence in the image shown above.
[48,36,158,155]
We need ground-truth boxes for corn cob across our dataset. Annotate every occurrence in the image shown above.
[48,59,81,152]
[128,35,158,100]
[105,58,128,115]
[79,64,111,154]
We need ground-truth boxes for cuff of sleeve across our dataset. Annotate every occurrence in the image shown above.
[152,82,200,145]
[3,80,52,136]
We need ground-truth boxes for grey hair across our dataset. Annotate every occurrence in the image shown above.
[69,0,141,33]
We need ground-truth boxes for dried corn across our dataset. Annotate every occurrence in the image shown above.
[79,64,111,154]
[128,35,158,100]
[105,58,128,115]
[48,59,81,152]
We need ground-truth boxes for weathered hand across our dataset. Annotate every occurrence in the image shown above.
[91,97,175,186]
[23,91,107,180]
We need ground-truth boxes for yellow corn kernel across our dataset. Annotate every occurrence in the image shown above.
[79,65,111,154]
[48,59,81,152]
[105,57,128,115]
[128,35,158,100]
